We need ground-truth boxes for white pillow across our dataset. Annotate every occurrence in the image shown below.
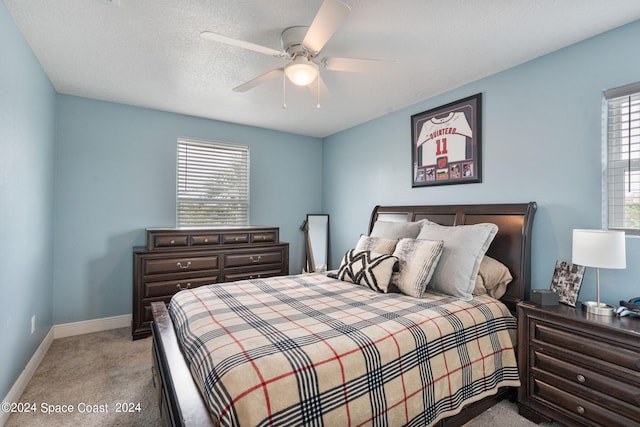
[354,235,397,255]
[370,220,422,239]
[391,238,443,298]
[417,221,498,300]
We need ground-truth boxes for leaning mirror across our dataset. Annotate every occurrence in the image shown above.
[303,214,330,272]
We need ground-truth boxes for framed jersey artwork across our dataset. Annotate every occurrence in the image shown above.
[411,93,482,187]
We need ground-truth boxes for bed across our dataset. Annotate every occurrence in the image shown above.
[150,202,537,426]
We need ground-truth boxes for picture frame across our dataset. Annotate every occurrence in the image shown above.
[411,93,482,187]
[549,260,586,307]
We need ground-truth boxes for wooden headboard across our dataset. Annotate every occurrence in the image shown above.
[369,202,537,312]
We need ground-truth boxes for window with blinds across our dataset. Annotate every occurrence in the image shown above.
[604,82,640,234]
[177,139,249,226]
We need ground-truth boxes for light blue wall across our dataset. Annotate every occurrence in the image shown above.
[0,2,56,400]
[53,96,322,323]
[323,20,640,308]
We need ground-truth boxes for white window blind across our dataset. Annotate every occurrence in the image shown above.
[604,82,640,233]
[177,139,249,226]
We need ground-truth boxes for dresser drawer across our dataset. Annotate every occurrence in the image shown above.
[144,276,218,298]
[534,351,640,410]
[190,233,221,246]
[251,231,276,244]
[222,233,250,245]
[153,234,189,248]
[224,250,283,268]
[224,268,284,282]
[143,255,219,275]
[534,378,640,427]
[533,321,640,372]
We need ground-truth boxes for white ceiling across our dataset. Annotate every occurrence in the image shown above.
[6,0,640,138]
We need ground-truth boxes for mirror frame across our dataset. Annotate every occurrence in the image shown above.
[305,214,330,272]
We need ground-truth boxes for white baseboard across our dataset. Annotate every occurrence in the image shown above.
[53,314,131,339]
[1,314,132,426]
[1,327,54,426]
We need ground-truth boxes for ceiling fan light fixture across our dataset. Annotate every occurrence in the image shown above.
[284,57,319,86]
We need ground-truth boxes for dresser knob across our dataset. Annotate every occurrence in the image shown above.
[176,261,192,269]
[576,405,585,415]
[576,374,586,383]
[204,238,209,243]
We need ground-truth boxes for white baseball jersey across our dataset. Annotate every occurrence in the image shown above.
[416,112,473,166]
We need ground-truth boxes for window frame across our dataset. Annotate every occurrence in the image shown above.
[603,82,640,235]
[176,138,250,227]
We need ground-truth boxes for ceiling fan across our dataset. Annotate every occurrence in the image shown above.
[200,0,386,95]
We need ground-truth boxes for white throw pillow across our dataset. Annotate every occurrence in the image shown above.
[391,238,444,298]
[370,220,423,240]
[354,235,398,255]
[417,221,498,300]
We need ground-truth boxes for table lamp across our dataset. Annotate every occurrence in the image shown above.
[572,229,626,316]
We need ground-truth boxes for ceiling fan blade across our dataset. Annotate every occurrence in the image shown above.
[233,68,284,92]
[302,0,350,54]
[322,57,393,73]
[200,31,286,58]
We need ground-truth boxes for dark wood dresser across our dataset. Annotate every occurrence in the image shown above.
[132,226,289,340]
[517,301,640,427]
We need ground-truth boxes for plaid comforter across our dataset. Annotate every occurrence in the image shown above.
[169,273,519,427]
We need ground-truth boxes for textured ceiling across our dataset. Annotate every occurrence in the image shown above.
[6,0,640,137]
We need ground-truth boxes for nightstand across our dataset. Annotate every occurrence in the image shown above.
[517,301,640,427]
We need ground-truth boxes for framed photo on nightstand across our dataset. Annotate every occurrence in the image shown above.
[549,260,585,307]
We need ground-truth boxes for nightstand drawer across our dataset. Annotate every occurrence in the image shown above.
[533,321,640,372]
[534,351,640,409]
[534,379,640,427]
[143,256,219,275]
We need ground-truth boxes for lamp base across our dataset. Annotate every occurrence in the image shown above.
[581,300,615,316]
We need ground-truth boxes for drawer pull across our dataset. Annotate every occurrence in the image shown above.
[176,283,192,290]
[204,238,209,243]
[576,374,586,383]
[576,405,585,415]
[176,261,192,269]
[170,239,175,244]
[248,274,262,279]
[250,255,262,263]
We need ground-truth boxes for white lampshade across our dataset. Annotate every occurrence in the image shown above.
[284,57,318,86]
[572,229,626,269]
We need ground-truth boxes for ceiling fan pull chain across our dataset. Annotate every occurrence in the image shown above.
[316,76,321,109]
[282,72,287,109]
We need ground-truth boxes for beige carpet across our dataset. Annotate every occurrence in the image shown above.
[6,327,550,427]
